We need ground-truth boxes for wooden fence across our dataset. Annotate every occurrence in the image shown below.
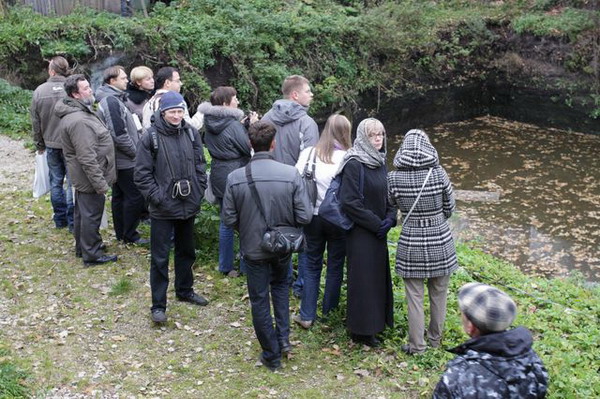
[20,0,123,16]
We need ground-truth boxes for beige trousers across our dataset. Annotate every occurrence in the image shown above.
[403,275,451,353]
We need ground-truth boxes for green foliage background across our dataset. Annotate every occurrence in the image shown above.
[0,0,597,116]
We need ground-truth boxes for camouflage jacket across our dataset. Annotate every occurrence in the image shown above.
[433,327,548,399]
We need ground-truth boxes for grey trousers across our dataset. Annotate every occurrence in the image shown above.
[74,191,106,262]
[403,275,451,353]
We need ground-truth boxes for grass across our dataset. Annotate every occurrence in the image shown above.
[0,345,30,398]
[0,145,598,397]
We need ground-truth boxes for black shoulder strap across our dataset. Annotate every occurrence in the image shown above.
[245,162,271,229]
[150,129,159,160]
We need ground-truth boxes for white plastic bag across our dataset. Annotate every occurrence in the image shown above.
[32,152,51,198]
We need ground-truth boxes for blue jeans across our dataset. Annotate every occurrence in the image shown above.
[218,204,246,274]
[46,148,74,230]
[291,252,307,295]
[300,216,347,322]
[245,254,291,367]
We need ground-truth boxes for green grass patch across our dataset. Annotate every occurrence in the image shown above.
[512,8,596,40]
[109,277,134,297]
[0,344,31,398]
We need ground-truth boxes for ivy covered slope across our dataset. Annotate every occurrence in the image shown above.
[0,0,597,116]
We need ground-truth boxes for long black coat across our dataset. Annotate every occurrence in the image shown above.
[340,159,396,335]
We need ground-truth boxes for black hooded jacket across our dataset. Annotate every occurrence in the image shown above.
[197,102,251,199]
[434,327,548,398]
[134,114,207,220]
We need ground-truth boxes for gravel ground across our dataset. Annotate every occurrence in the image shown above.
[0,136,32,191]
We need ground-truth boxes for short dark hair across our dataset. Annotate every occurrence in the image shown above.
[210,86,237,106]
[49,56,70,77]
[64,74,88,97]
[155,67,178,90]
[103,65,125,84]
[248,121,276,152]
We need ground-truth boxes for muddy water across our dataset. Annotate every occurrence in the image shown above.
[386,116,600,281]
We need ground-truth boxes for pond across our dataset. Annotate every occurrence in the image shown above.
[386,116,600,281]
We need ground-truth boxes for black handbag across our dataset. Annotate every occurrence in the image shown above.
[301,147,318,207]
[318,164,363,231]
[245,163,304,255]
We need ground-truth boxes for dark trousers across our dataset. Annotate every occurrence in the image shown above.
[300,215,346,321]
[150,217,196,311]
[74,191,106,262]
[112,167,145,242]
[245,254,291,366]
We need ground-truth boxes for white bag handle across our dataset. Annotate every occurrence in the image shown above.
[402,167,433,228]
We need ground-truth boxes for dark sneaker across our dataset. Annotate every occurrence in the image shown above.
[401,344,425,355]
[279,340,292,354]
[351,333,381,348]
[126,238,150,246]
[177,292,209,306]
[151,309,167,323]
[83,254,117,267]
[259,354,281,372]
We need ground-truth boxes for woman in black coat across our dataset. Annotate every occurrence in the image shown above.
[198,86,257,277]
[339,118,397,347]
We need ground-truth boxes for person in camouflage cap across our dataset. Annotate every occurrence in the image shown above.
[433,283,548,398]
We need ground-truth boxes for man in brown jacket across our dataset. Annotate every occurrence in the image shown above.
[30,56,74,231]
[56,74,118,266]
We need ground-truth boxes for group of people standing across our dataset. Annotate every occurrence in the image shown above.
[31,57,547,396]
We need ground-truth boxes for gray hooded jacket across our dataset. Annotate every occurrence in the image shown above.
[96,84,140,170]
[222,152,313,261]
[261,99,319,166]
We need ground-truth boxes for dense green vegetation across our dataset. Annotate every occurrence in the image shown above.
[0,79,31,141]
[0,0,597,116]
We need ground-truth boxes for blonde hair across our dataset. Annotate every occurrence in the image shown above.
[130,66,153,87]
[315,114,352,164]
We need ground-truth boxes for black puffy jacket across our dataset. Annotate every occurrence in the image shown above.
[134,114,207,220]
[433,327,548,399]
[198,102,251,199]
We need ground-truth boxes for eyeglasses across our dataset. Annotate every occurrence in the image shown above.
[368,132,384,138]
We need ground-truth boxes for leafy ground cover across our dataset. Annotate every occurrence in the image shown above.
[0,136,598,398]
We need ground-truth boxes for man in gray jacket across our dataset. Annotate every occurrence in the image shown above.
[222,121,312,371]
[261,75,319,296]
[96,65,146,244]
[30,56,74,231]
[261,75,319,166]
[56,74,118,266]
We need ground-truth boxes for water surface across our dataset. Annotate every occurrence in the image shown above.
[387,116,600,281]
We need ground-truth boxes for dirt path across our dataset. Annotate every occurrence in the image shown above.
[0,136,32,191]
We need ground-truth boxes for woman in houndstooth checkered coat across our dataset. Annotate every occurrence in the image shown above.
[387,129,458,355]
